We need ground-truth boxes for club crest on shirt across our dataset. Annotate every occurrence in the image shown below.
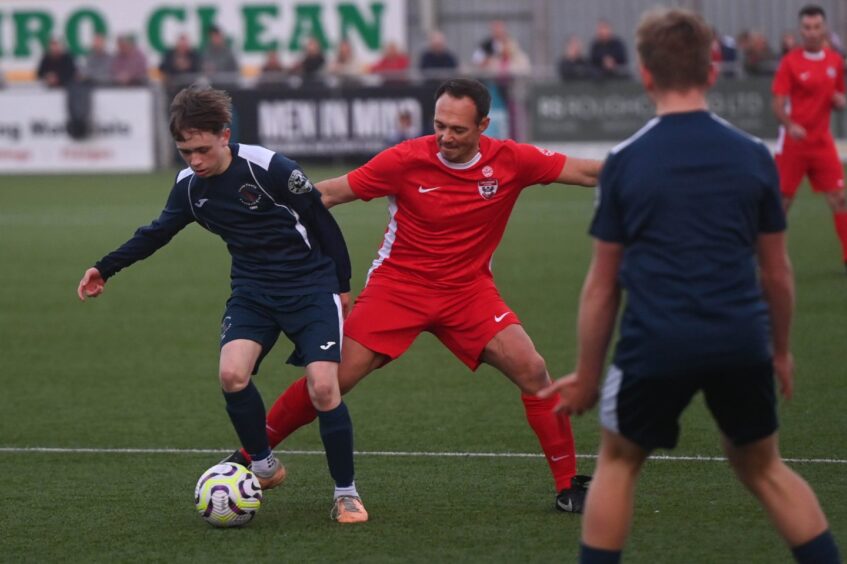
[238,183,264,210]
[288,169,314,194]
[478,178,499,200]
[827,66,837,78]
[482,165,494,178]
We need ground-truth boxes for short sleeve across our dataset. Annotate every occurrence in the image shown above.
[513,142,567,186]
[772,57,792,96]
[588,154,626,243]
[347,144,407,201]
[757,147,787,233]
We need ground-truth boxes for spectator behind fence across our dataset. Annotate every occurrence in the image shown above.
[589,19,628,78]
[419,31,458,74]
[780,30,798,56]
[202,25,239,87]
[160,34,201,90]
[472,20,509,70]
[292,36,326,83]
[258,49,286,89]
[328,39,362,84]
[742,30,777,75]
[37,38,77,88]
[558,35,593,80]
[111,34,148,86]
[369,41,410,82]
[82,33,113,85]
[384,109,417,147]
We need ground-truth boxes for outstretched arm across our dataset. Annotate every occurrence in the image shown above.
[556,157,603,187]
[317,175,360,208]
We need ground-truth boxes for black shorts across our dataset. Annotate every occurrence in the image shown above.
[599,362,778,451]
[220,291,342,373]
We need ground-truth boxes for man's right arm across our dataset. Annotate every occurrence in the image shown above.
[757,231,795,399]
[316,174,360,209]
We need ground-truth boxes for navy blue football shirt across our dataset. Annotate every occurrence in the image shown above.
[590,111,787,378]
[95,144,351,295]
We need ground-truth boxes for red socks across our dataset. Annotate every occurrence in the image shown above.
[521,393,577,492]
[833,211,847,262]
[266,376,318,447]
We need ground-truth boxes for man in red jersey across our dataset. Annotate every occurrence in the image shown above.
[226,78,602,512]
[772,4,847,271]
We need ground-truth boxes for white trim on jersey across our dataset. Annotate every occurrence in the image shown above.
[803,49,826,61]
[332,293,344,353]
[176,167,194,183]
[436,150,482,170]
[238,144,275,170]
[610,117,660,155]
[365,195,398,284]
[775,126,786,155]
[709,113,768,146]
[600,364,623,434]
[245,160,312,249]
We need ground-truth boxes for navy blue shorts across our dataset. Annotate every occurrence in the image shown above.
[220,291,342,374]
[599,362,778,451]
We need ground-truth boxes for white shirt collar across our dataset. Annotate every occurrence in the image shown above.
[803,49,826,61]
[436,150,482,170]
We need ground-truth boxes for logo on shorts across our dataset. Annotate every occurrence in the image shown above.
[220,316,232,341]
[288,169,314,194]
[319,341,337,350]
[238,184,264,210]
[482,165,494,178]
[478,179,499,200]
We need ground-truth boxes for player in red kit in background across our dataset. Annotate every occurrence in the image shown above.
[224,78,603,513]
[772,4,847,271]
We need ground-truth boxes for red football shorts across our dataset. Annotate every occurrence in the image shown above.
[344,276,521,370]
[775,137,844,197]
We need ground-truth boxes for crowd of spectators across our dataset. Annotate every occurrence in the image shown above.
[24,18,847,93]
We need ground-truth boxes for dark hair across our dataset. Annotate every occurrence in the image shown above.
[636,8,712,91]
[799,4,826,19]
[168,85,232,141]
[434,78,491,124]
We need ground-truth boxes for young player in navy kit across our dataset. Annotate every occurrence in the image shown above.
[77,86,368,523]
[540,8,841,563]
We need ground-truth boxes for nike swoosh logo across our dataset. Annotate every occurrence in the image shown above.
[418,186,441,193]
[319,341,336,350]
[551,454,570,462]
[194,198,208,207]
[494,312,510,323]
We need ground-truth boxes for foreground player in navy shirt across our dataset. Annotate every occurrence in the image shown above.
[540,8,840,564]
[77,86,368,523]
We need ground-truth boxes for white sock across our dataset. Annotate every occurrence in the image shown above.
[251,454,278,478]
[334,482,359,500]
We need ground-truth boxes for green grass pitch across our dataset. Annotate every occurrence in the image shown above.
[0,167,844,562]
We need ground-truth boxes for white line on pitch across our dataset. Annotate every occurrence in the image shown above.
[0,447,844,465]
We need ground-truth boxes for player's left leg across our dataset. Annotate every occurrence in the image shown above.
[479,324,587,511]
[807,143,847,269]
[579,429,648,563]
[304,360,368,524]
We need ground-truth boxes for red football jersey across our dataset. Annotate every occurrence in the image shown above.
[772,47,845,143]
[347,135,567,288]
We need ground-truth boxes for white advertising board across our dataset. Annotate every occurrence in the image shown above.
[0,88,155,173]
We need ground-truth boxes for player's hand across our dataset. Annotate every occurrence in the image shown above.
[537,373,599,416]
[787,122,807,140]
[773,351,794,400]
[339,292,351,319]
[77,267,105,301]
[832,92,846,110]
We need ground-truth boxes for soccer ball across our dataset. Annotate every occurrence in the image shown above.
[194,463,262,527]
